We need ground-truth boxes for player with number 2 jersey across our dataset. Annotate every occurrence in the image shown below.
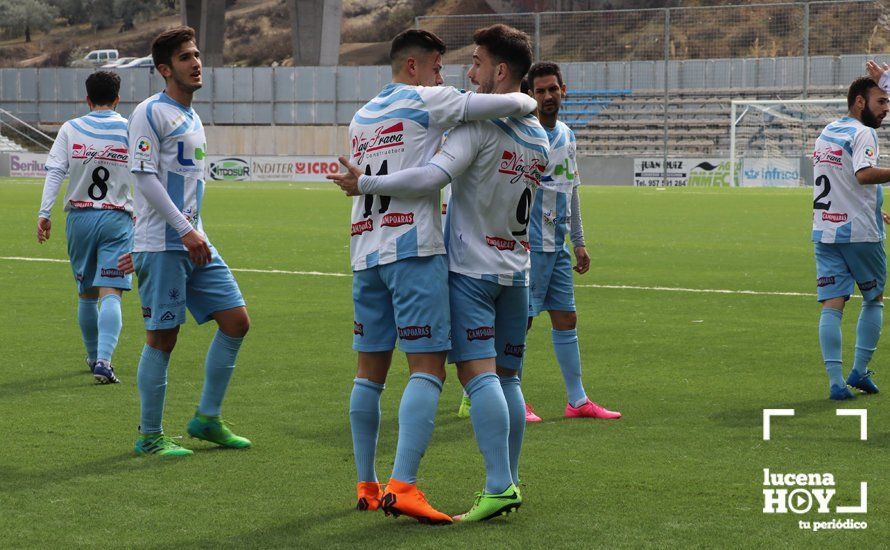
[812,72,890,401]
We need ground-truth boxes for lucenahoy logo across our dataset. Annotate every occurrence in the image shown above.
[209,158,250,181]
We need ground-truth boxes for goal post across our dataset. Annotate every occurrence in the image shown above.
[730,99,847,187]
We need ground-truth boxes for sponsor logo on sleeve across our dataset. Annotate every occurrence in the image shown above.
[134,137,152,161]
[398,325,432,340]
[865,146,875,159]
[466,326,495,341]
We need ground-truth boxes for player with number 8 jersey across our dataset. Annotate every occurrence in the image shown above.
[37,71,134,385]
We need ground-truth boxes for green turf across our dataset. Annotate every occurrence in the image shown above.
[0,179,886,547]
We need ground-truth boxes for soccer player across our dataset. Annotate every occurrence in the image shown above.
[331,24,547,522]
[337,29,537,523]
[37,71,133,385]
[125,26,252,456]
[813,71,890,399]
[523,61,621,421]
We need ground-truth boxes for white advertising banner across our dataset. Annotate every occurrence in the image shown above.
[739,158,803,187]
[634,158,734,187]
[206,155,341,182]
[9,152,48,178]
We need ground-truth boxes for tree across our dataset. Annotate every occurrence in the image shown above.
[0,0,58,43]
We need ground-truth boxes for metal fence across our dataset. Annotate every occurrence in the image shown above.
[417,0,890,183]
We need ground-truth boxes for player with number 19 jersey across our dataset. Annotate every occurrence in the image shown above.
[348,83,471,271]
[812,116,883,244]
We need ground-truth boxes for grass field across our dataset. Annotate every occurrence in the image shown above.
[0,178,886,548]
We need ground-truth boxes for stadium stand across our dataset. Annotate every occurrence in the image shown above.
[0,134,25,152]
[570,86,847,157]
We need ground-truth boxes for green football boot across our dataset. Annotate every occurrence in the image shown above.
[457,395,472,418]
[453,484,522,522]
[187,411,252,449]
[134,433,194,457]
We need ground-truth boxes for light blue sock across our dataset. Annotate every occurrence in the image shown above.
[96,295,122,363]
[853,301,883,375]
[350,378,384,483]
[499,374,525,486]
[819,307,844,388]
[197,330,243,417]
[391,373,443,484]
[465,372,512,494]
[552,329,587,406]
[137,345,169,434]
[78,297,99,362]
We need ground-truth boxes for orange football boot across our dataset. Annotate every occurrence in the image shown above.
[356,481,383,511]
[380,478,453,525]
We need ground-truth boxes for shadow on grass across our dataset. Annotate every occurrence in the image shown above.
[0,371,86,398]
[708,398,835,428]
[0,451,180,493]
[181,506,518,548]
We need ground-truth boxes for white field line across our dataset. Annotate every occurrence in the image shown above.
[0,255,831,297]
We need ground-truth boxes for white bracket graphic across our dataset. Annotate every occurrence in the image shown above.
[836,482,868,514]
[763,409,795,440]
[836,409,868,441]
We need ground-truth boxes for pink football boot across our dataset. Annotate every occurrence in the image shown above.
[565,399,621,419]
[525,402,542,423]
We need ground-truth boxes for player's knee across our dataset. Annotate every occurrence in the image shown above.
[553,311,577,330]
[147,329,178,353]
[219,310,250,338]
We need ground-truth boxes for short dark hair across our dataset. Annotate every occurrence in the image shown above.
[389,29,446,66]
[520,76,530,95]
[472,24,533,83]
[85,71,120,106]
[527,61,563,89]
[152,26,197,70]
[848,76,881,108]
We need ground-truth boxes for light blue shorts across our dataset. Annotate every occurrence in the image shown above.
[352,254,451,353]
[65,208,134,294]
[529,247,576,317]
[814,242,886,302]
[447,272,528,371]
[133,246,245,330]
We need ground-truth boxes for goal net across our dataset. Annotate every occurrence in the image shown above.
[730,99,847,187]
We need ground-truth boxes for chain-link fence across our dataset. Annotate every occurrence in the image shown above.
[418,1,890,185]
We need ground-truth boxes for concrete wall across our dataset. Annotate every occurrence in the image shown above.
[205,125,349,156]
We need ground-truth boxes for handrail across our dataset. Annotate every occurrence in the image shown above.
[0,108,55,151]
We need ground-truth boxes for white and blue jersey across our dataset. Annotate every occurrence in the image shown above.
[348,84,471,271]
[128,91,207,253]
[42,110,133,216]
[812,116,883,244]
[529,121,578,252]
[432,114,550,286]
